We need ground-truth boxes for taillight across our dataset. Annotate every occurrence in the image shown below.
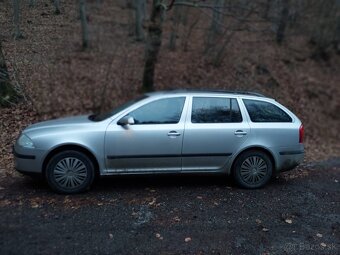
[299,124,304,143]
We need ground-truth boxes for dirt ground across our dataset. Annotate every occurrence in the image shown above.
[0,1,340,254]
[0,159,339,255]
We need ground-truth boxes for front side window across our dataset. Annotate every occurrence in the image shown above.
[191,97,243,123]
[243,99,292,122]
[128,97,186,124]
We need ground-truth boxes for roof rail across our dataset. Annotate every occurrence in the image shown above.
[164,89,266,97]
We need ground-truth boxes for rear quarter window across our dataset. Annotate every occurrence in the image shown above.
[243,99,292,122]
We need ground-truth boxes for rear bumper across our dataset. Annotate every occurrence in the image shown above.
[277,149,304,172]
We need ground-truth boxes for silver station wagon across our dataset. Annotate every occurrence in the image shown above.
[14,90,304,193]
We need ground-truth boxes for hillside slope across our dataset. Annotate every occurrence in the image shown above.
[0,0,339,179]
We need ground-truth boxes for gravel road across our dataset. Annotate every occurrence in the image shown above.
[0,159,339,255]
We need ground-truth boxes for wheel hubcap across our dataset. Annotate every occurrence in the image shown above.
[53,157,87,189]
[240,156,268,185]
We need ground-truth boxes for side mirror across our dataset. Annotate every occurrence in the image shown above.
[118,116,135,126]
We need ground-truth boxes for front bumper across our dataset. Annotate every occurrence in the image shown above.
[13,145,45,174]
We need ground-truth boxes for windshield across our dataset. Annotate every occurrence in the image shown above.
[89,95,148,122]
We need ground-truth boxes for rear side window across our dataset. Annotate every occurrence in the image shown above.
[128,97,185,124]
[191,97,242,123]
[243,99,292,122]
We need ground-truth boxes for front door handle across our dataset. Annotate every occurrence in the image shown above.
[234,130,247,136]
[167,131,181,137]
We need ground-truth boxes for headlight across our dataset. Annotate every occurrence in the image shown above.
[17,134,35,148]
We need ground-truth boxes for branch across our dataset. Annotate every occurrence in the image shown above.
[173,0,256,12]
[167,0,175,10]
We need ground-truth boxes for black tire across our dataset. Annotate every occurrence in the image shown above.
[232,150,273,189]
[45,150,95,194]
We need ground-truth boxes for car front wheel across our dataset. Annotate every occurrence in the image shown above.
[45,150,95,194]
[233,150,273,189]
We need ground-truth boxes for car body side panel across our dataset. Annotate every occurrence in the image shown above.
[222,98,305,174]
[17,122,108,174]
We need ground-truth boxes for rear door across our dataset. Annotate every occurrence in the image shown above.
[182,96,250,172]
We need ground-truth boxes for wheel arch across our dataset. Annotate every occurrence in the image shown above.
[230,146,276,175]
[42,144,100,178]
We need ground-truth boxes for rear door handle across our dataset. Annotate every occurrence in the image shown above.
[234,130,247,136]
[167,131,181,137]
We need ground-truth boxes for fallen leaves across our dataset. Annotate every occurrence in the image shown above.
[148,198,157,206]
[285,219,293,224]
[281,213,295,224]
[255,219,269,232]
[0,199,11,207]
[184,237,192,242]
[31,202,40,208]
[155,233,163,240]
[173,216,181,222]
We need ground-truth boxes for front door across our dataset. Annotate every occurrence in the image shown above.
[105,97,187,173]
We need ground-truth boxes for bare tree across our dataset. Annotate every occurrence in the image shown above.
[142,0,169,91]
[0,40,19,106]
[182,12,201,51]
[13,0,23,39]
[29,0,36,8]
[126,0,135,36]
[262,0,271,19]
[212,6,254,67]
[54,0,61,15]
[309,0,339,58]
[79,0,89,49]
[205,0,225,53]
[276,0,290,44]
[168,6,181,50]
[135,0,146,41]
[210,0,224,34]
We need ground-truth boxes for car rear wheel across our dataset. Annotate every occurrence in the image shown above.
[45,150,95,194]
[233,150,273,189]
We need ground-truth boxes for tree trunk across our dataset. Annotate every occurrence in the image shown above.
[127,0,135,36]
[211,0,224,34]
[262,0,271,19]
[0,41,19,107]
[54,0,61,15]
[79,0,89,49]
[29,0,35,8]
[142,0,166,91]
[13,0,23,39]
[168,6,180,50]
[182,13,201,51]
[135,0,146,41]
[204,0,224,53]
[276,0,290,44]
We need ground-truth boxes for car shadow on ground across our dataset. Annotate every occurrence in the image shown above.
[16,174,231,192]
[12,172,291,196]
